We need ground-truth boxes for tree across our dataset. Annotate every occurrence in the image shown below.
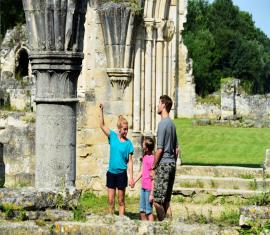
[0,0,25,41]
[184,0,270,95]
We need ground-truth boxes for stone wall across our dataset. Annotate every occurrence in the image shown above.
[0,111,35,187]
[176,0,196,118]
[0,25,34,111]
[221,79,270,120]
[75,4,134,192]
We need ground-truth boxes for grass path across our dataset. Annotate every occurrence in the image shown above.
[174,119,270,166]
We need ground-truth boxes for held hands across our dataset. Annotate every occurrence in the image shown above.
[150,170,155,179]
[129,178,135,188]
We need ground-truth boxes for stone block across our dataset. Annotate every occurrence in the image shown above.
[264,149,270,172]
[0,188,81,210]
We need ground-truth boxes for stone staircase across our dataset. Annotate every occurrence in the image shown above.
[173,165,268,197]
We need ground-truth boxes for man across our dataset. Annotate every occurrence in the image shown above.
[151,95,179,221]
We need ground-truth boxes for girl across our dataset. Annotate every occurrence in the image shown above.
[134,136,155,221]
[99,104,134,216]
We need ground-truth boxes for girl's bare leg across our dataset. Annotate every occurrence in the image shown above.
[140,212,147,220]
[118,189,126,216]
[108,188,116,214]
[147,213,154,221]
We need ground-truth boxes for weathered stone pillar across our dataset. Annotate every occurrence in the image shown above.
[163,40,168,95]
[155,21,164,130]
[23,0,87,189]
[133,30,142,133]
[144,20,154,135]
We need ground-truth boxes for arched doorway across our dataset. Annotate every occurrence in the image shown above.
[15,48,29,80]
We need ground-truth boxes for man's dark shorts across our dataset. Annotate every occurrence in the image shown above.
[106,171,127,190]
[154,162,176,204]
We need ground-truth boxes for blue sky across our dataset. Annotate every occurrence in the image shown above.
[209,0,270,38]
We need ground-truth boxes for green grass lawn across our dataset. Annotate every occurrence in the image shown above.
[175,119,270,167]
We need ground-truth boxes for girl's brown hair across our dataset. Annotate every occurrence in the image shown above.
[144,136,155,152]
[117,115,128,129]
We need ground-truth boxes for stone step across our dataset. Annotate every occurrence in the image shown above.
[174,175,270,191]
[172,187,263,197]
[176,165,264,178]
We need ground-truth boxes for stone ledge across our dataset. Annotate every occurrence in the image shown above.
[0,215,240,235]
[0,188,81,210]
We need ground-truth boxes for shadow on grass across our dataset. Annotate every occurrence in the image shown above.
[182,163,262,168]
[114,211,139,220]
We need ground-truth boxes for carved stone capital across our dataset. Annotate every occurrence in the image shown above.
[144,19,154,41]
[23,0,87,52]
[98,2,136,91]
[155,21,165,42]
[29,52,83,103]
[163,20,175,42]
[107,68,133,91]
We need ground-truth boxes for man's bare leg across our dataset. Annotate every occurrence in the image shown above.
[165,203,172,219]
[154,201,166,221]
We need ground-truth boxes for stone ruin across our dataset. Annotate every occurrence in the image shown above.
[0,1,270,233]
[0,0,191,193]
[0,0,199,229]
[0,0,268,194]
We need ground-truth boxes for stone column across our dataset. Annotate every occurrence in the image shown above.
[163,41,168,95]
[155,21,164,131]
[32,53,82,189]
[23,0,87,189]
[133,31,142,133]
[144,20,154,135]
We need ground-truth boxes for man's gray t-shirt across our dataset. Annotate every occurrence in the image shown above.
[157,117,178,164]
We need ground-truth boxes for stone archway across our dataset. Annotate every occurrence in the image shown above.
[133,0,174,136]
[15,48,29,80]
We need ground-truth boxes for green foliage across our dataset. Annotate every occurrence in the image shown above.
[55,194,65,209]
[0,0,25,41]
[184,0,270,95]
[240,221,270,235]
[247,192,270,206]
[16,210,27,221]
[101,0,142,15]
[196,94,221,106]
[248,180,257,190]
[35,220,46,226]
[218,208,239,225]
[73,205,86,222]
[239,174,254,179]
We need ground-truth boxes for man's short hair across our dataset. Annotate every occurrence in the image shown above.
[160,95,173,112]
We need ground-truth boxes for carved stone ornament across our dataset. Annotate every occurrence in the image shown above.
[163,20,175,42]
[107,68,133,91]
[98,2,137,91]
